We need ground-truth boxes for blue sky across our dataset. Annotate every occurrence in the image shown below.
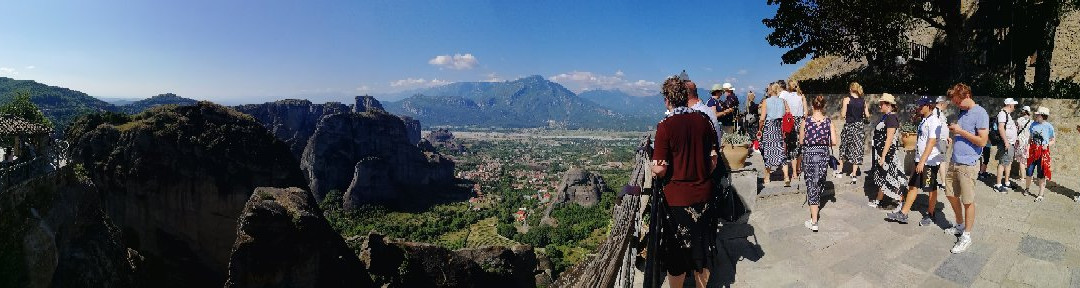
[0,0,804,104]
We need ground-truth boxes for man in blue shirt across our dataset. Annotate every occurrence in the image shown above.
[943,83,988,254]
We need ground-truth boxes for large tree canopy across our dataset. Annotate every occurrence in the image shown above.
[764,0,1078,86]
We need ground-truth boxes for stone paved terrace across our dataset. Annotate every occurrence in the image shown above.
[702,155,1080,287]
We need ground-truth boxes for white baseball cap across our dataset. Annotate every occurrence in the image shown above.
[1003,98,1018,105]
[1022,106,1031,113]
[722,83,734,91]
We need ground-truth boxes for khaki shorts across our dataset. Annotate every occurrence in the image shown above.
[945,163,978,204]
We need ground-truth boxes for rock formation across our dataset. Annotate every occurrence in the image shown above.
[424,128,466,152]
[300,111,455,207]
[354,95,384,113]
[556,168,607,207]
[357,232,553,287]
[225,187,372,288]
[66,102,308,286]
[0,167,134,288]
[400,116,422,145]
[234,99,350,159]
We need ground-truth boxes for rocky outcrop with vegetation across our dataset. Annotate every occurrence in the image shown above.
[356,232,552,287]
[424,128,466,152]
[0,167,134,288]
[225,187,372,288]
[556,168,606,207]
[300,111,455,208]
[234,99,351,159]
[118,93,198,114]
[66,102,308,286]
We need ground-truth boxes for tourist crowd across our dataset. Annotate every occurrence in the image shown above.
[649,72,1078,287]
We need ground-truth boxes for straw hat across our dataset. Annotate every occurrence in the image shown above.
[710,84,724,92]
[879,93,897,105]
[1036,106,1050,116]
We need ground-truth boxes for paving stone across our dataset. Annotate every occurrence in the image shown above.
[919,275,962,288]
[972,277,1001,287]
[837,275,874,288]
[1017,235,1066,262]
[1004,257,1071,287]
[978,249,1023,284]
[999,279,1034,287]
[720,164,1080,287]
[851,260,930,288]
[933,243,996,286]
[898,234,955,273]
[1071,267,1080,288]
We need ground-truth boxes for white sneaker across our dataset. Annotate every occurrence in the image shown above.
[1074,195,1079,202]
[834,172,844,179]
[1035,196,1045,202]
[868,200,880,208]
[951,233,972,253]
[944,223,965,235]
[804,219,819,232]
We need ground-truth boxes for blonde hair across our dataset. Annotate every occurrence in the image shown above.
[747,91,756,101]
[767,82,781,97]
[849,82,864,97]
[790,80,803,95]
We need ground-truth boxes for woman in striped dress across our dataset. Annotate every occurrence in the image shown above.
[758,82,791,186]
[799,95,837,232]
[869,93,906,208]
[837,82,870,184]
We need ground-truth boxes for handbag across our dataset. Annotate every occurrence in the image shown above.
[781,111,795,134]
[826,118,839,170]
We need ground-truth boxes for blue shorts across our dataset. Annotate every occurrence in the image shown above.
[1026,159,1046,179]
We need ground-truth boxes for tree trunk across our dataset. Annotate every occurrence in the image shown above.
[1013,55,1027,89]
[1033,0,1062,89]
[939,0,969,84]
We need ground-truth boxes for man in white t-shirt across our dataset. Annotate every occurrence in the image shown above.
[887,96,944,225]
[994,98,1018,193]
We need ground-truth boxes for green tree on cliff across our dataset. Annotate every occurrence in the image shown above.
[0,89,51,127]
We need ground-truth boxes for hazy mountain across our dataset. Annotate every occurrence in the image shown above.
[384,76,654,130]
[577,89,664,119]
[120,93,199,114]
[0,77,118,132]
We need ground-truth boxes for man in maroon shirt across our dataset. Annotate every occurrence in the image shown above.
[650,76,718,288]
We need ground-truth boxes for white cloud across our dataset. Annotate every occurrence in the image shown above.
[482,73,502,82]
[0,67,17,75]
[390,77,451,88]
[356,85,371,92]
[548,71,657,96]
[724,77,738,84]
[428,53,479,70]
[736,69,748,75]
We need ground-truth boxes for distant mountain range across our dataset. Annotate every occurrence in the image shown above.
[0,77,199,132]
[119,93,199,114]
[576,89,664,119]
[2,76,673,132]
[383,76,657,130]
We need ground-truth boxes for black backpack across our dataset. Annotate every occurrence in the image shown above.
[989,110,1010,145]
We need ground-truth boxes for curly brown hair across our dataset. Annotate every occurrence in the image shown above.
[662,76,689,107]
